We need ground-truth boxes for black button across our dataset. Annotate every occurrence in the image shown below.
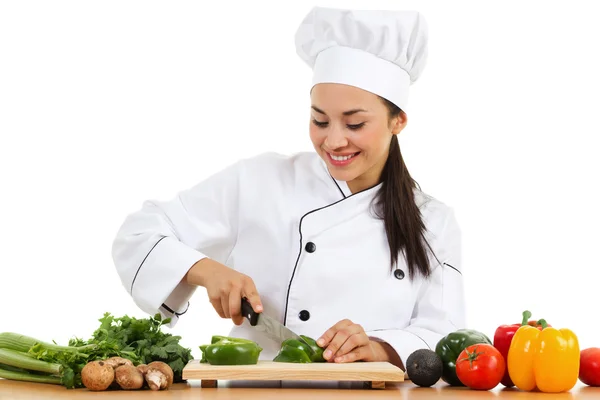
[394,269,405,280]
[305,242,316,253]
[299,310,310,321]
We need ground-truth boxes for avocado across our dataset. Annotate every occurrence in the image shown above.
[406,349,443,387]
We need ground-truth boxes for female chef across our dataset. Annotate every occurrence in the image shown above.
[112,6,465,371]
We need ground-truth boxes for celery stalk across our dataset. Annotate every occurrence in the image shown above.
[0,348,62,375]
[0,332,98,353]
[0,366,62,385]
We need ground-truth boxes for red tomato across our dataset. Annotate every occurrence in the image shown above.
[580,348,600,387]
[456,344,505,390]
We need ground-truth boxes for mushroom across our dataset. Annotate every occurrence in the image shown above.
[143,362,173,391]
[147,361,173,388]
[145,368,167,391]
[136,364,149,376]
[81,361,115,391]
[115,365,144,390]
[104,357,134,369]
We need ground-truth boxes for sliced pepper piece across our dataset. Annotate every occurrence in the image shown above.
[273,343,312,363]
[299,335,325,362]
[507,319,580,393]
[209,335,256,345]
[272,335,325,363]
[199,336,262,365]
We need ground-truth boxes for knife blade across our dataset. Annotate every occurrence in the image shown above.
[241,298,315,355]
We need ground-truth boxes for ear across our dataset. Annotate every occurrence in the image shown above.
[391,111,408,135]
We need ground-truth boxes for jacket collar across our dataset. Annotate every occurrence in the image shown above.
[315,153,383,199]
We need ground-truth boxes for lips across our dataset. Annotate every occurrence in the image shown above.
[329,152,358,161]
[326,151,360,166]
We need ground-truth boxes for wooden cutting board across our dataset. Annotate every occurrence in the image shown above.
[182,360,405,389]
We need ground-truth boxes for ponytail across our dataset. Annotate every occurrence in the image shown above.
[374,98,435,279]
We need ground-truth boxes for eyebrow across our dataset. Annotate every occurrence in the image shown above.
[311,105,368,116]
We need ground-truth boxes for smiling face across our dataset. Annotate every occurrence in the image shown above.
[309,83,407,193]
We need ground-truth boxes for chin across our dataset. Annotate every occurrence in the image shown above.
[327,168,359,183]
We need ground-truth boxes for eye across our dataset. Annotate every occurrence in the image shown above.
[312,119,328,128]
[347,122,365,130]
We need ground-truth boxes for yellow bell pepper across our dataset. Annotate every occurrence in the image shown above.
[507,319,579,393]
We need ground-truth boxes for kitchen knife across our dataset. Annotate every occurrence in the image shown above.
[241,298,315,355]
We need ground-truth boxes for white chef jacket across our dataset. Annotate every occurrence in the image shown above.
[112,151,465,367]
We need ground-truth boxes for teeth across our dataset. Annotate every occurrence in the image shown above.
[330,153,356,161]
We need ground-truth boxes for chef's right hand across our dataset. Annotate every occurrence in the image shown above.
[186,258,263,325]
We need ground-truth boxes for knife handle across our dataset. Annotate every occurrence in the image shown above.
[241,297,259,326]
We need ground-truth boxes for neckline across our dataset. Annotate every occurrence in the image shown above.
[316,154,383,199]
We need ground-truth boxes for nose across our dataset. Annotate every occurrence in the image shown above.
[324,124,348,150]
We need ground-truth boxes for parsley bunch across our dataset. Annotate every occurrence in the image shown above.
[28,339,136,388]
[70,312,193,383]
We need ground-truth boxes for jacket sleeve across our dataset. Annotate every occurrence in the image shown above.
[366,207,465,369]
[111,160,243,326]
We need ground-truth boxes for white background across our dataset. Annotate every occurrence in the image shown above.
[1,0,599,363]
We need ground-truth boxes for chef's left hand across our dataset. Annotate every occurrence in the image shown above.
[317,319,382,363]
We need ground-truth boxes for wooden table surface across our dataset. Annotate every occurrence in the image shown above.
[0,379,598,399]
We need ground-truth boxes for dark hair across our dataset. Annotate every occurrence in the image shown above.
[374,97,436,280]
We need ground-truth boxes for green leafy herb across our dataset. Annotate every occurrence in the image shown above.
[0,333,124,389]
[70,312,192,383]
[28,337,136,388]
[0,312,193,389]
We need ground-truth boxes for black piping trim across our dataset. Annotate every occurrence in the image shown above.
[176,302,190,316]
[443,263,462,276]
[130,235,167,295]
[161,302,190,316]
[329,174,346,198]
[283,184,377,325]
[161,303,175,314]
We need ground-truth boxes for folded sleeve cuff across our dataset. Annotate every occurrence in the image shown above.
[130,235,205,323]
[367,328,440,371]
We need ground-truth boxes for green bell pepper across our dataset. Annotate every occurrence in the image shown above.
[435,329,492,386]
[199,335,262,365]
[273,342,312,363]
[273,335,325,363]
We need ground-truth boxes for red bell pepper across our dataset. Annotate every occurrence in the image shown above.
[493,310,548,388]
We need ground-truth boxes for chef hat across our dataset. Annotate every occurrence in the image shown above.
[295,6,428,112]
